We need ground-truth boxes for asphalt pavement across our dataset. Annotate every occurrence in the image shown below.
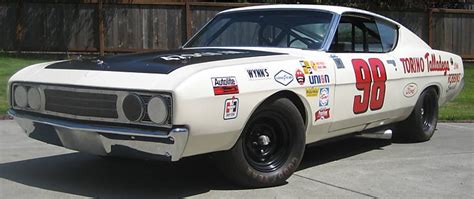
[0,120,473,198]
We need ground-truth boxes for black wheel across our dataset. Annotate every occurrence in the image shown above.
[394,88,439,142]
[217,98,305,187]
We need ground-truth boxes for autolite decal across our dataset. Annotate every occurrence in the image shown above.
[295,69,305,85]
[247,68,269,80]
[212,76,239,95]
[223,96,239,120]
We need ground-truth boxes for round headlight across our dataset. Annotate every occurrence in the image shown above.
[122,93,144,122]
[147,96,168,124]
[27,87,42,110]
[14,85,28,108]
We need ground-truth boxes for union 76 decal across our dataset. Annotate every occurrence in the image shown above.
[352,58,387,114]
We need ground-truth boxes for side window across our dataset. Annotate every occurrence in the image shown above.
[376,19,398,52]
[330,15,383,53]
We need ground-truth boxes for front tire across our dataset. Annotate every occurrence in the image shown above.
[217,98,305,187]
[394,88,439,142]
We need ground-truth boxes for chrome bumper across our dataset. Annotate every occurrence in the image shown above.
[9,109,188,161]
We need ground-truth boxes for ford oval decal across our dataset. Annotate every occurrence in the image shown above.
[403,83,418,98]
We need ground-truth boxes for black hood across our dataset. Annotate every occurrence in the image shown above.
[46,48,285,74]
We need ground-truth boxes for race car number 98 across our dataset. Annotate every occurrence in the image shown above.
[352,58,387,114]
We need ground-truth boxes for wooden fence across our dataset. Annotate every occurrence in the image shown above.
[0,1,473,59]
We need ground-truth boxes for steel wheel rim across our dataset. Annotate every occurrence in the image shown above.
[421,95,435,131]
[243,114,291,172]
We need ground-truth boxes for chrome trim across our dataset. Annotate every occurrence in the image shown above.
[322,14,341,51]
[9,109,188,161]
[11,82,172,128]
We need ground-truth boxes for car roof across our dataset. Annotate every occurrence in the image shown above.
[220,4,400,26]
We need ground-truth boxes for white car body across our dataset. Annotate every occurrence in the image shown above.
[8,5,464,163]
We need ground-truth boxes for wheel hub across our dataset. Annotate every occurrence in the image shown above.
[258,135,271,146]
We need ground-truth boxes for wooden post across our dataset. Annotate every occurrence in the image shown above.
[185,1,193,41]
[15,0,24,53]
[98,0,105,56]
[428,8,433,47]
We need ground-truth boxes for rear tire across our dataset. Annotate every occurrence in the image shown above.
[217,98,305,188]
[394,88,439,142]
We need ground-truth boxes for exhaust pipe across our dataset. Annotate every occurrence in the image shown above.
[356,129,393,139]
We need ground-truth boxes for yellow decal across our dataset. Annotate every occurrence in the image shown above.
[306,87,319,97]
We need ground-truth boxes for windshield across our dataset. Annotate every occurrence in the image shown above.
[185,10,334,50]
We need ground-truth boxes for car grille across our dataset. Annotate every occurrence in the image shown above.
[44,89,119,118]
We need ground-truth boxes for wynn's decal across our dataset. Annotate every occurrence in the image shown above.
[247,68,270,80]
[212,76,239,95]
[274,70,294,86]
[223,96,239,120]
[400,53,450,75]
[306,87,319,97]
[352,58,387,114]
[295,69,305,85]
[315,107,330,121]
[319,87,330,107]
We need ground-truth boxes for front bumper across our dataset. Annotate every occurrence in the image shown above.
[9,109,188,161]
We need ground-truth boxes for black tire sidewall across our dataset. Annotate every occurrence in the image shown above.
[219,98,305,187]
[396,88,439,142]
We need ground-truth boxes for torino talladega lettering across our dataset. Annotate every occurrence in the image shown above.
[212,76,239,95]
[400,53,450,75]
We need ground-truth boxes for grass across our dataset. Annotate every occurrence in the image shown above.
[0,55,472,120]
[439,64,474,120]
[0,55,50,115]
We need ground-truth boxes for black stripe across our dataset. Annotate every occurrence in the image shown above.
[46,48,284,74]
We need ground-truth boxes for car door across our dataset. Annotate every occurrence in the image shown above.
[327,13,403,135]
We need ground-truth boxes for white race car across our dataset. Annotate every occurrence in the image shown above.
[8,5,464,187]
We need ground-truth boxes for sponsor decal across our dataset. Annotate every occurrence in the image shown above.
[306,87,319,97]
[447,73,462,92]
[309,74,330,85]
[315,107,330,121]
[295,69,305,85]
[319,87,330,107]
[400,53,450,75]
[403,83,418,98]
[300,60,326,74]
[330,54,345,69]
[274,70,294,86]
[223,96,239,120]
[246,68,270,80]
[212,76,239,95]
[161,50,246,61]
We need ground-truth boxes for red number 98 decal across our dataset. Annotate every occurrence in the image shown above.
[352,58,387,114]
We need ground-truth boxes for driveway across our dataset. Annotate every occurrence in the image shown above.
[0,120,473,198]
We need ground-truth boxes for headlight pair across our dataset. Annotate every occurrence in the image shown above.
[13,85,42,111]
[122,93,169,124]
